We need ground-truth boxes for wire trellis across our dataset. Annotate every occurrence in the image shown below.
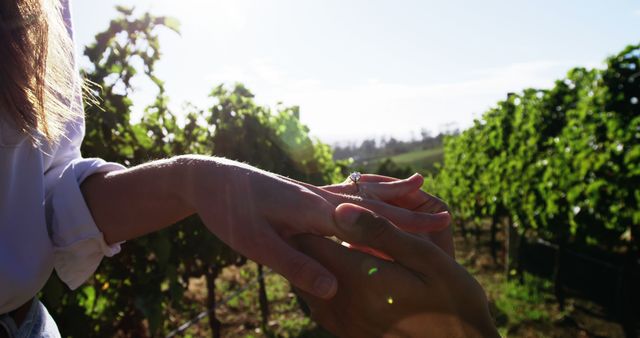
[166,267,273,338]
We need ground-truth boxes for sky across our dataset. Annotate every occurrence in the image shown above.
[72,0,640,144]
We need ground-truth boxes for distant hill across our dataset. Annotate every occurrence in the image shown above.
[333,131,454,176]
[353,146,444,175]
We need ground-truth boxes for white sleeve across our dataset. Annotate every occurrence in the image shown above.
[45,120,126,290]
[44,0,126,290]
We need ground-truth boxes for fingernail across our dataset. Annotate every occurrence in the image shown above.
[313,276,336,298]
[408,173,423,183]
[435,211,451,225]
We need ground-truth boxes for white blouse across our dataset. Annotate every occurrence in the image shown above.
[0,114,124,314]
[0,0,124,314]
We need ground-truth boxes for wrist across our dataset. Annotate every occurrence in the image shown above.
[172,155,203,212]
[172,154,234,212]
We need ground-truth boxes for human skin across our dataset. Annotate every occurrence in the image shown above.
[293,203,500,338]
[322,173,454,258]
[80,155,451,299]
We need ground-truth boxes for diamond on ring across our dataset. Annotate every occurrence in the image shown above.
[349,172,362,183]
[349,172,362,194]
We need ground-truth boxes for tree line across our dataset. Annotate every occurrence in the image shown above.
[332,130,449,161]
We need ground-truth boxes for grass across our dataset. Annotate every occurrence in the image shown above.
[357,146,444,174]
[455,223,629,338]
[175,262,332,338]
[388,147,443,166]
[456,236,566,338]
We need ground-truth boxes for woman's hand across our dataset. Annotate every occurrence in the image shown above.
[322,173,455,258]
[292,204,498,338]
[178,156,450,299]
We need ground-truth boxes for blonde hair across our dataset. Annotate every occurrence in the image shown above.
[0,0,81,145]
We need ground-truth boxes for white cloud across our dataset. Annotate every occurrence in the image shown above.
[204,59,581,143]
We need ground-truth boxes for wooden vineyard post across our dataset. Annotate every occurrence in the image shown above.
[205,265,222,338]
[516,232,526,284]
[474,221,482,244]
[553,242,566,311]
[257,264,270,330]
[504,215,518,279]
[457,219,468,242]
[504,217,509,277]
[620,251,637,338]
[490,214,499,264]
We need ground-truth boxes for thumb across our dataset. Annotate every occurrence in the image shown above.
[333,203,445,271]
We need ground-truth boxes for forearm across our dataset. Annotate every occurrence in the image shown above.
[80,155,212,244]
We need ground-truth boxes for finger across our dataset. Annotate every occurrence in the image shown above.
[256,231,337,299]
[319,174,398,194]
[333,203,449,271]
[356,174,450,213]
[320,172,447,212]
[405,191,449,213]
[320,182,354,194]
[357,173,403,183]
[321,173,422,199]
[292,176,450,234]
[358,174,423,201]
[335,195,451,233]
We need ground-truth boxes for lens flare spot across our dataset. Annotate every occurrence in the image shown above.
[387,297,394,305]
[368,267,378,276]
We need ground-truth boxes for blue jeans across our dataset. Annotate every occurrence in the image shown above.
[0,299,60,338]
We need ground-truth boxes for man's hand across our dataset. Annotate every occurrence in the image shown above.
[293,203,498,338]
[323,173,454,258]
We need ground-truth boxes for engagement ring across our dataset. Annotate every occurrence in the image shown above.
[349,171,362,193]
